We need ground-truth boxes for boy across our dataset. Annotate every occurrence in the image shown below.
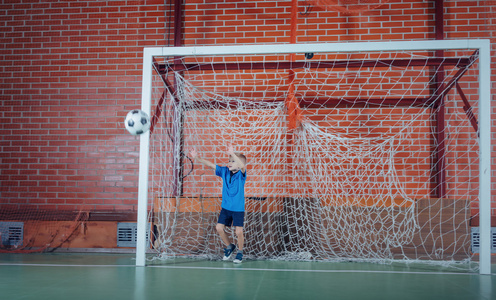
[190,145,247,263]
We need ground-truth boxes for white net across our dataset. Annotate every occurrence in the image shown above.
[146,47,480,268]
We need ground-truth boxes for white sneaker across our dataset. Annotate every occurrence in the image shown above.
[233,252,243,264]
[222,245,235,261]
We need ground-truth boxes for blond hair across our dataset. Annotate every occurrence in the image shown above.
[236,153,247,164]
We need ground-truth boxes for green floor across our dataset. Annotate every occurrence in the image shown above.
[0,253,494,300]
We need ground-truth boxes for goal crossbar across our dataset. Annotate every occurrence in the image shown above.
[155,57,472,73]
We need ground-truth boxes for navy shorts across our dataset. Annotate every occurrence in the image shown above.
[217,208,245,227]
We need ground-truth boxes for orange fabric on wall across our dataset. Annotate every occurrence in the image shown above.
[309,0,390,15]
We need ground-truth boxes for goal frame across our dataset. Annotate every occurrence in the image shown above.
[135,39,492,274]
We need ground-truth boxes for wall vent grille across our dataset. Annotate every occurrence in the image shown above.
[0,222,24,247]
[471,227,496,253]
[117,222,150,247]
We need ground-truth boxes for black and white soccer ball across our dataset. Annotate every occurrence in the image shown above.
[124,109,150,135]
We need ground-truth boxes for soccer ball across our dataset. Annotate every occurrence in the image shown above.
[124,109,150,135]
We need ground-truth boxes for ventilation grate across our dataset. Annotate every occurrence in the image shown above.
[0,222,24,247]
[117,223,150,247]
[471,227,496,253]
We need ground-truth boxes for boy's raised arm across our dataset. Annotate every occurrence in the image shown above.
[227,144,246,173]
[190,149,216,170]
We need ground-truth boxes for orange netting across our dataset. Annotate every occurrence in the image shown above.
[0,210,89,253]
[285,69,303,131]
[286,0,303,131]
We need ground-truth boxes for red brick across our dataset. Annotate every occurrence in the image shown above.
[0,0,492,221]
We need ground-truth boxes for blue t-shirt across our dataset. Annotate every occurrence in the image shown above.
[215,165,247,212]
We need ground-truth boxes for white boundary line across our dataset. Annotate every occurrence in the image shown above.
[0,263,135,268]
[0,262,491,276]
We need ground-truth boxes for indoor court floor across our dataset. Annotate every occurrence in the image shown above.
[0,253,494,300]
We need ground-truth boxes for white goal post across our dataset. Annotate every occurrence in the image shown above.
[135,40,491,274]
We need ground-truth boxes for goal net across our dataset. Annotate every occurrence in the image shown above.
[140,41,490,270]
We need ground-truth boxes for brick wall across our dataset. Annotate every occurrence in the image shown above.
[0,0,495,214]
[0,0,170,212]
